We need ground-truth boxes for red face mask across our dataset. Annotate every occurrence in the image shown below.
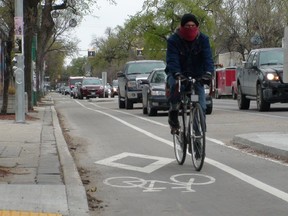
[179,26,199,41]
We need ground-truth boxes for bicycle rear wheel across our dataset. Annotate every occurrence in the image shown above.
[173,110,187,165]
[189,103,206,171]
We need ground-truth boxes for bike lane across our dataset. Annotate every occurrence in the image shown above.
[66,99,288,216]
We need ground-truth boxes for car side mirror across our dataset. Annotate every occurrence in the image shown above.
[244,62,253,69]
[117,71,124,77]
[140,79,149,85]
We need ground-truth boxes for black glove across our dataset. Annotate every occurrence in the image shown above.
[173,72,182,79]
[202,72,212,85]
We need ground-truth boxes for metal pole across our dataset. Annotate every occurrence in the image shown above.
[102,72,107,98]
[14,0,25,123]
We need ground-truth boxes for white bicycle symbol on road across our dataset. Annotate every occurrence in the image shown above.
[103,173,215,193]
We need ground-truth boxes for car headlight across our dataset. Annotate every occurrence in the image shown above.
[127,81,137,88]
[266,73,280,81]
[151,90,165,96]
[204,85,210,94]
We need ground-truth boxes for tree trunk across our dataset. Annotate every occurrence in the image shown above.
[35,0,55,100]
[24,0,39,110]
[1,27,14,114]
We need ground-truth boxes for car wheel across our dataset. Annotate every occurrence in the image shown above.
[125,95,133,109]
[237,84,250,110]
[118,96,125,109]
[147,100,157,116]
[257,84,270,111]
[206,98,213,115]
[143,106,148,114]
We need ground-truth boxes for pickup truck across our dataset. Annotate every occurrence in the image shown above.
[237,47,288,111]
[117,60,166,109]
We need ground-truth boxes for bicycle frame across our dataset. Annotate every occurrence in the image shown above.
[175,76,206,171]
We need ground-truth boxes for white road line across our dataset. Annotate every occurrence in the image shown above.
[206,158,288,203]
[112,109,168,127]
[75,100,288,203]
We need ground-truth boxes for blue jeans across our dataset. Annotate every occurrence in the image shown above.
[167,74,206,114]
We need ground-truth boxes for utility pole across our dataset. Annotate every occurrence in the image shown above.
[14,0,25,123]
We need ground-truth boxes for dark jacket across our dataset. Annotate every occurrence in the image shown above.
[165,29,214,78]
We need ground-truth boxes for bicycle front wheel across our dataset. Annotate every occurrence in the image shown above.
[173,110,187,165]
[189,103,206,171]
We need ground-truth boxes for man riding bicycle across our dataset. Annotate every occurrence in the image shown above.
[165,13,214,134]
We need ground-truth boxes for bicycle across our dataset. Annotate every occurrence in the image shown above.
[173,75,208,171]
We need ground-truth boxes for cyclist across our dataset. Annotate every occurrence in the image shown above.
[165,13,214,135]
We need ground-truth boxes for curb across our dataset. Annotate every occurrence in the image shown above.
[232,132,288,159]
[51,106,90,216]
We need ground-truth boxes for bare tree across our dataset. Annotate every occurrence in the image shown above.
[213,0,288,60]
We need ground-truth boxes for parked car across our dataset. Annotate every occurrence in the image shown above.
[77,77,104,99]
[68,76,84,98]
[111,79,118,98]
[237,47,288,111]
[62,86,71,95]
[61,86,70,95]
[117,60,166,109]
[71,82,81,99]
[142,69,213,116]
[105,83,112,98]
[142,68,169,116]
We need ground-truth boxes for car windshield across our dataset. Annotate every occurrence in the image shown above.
[152,71,167,83]
[127,62,166,74]
[82,79,102,85]
[259,50,283,66]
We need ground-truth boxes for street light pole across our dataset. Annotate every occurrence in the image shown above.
[14,0,25,123]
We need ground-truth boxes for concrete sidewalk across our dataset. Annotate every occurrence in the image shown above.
[233,132,288,159]
[0,95,89,216]
[0,94,287,215]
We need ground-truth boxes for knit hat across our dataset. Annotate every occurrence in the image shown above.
[181,13,199,27]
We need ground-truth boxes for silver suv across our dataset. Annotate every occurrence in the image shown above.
[117,60,166,109]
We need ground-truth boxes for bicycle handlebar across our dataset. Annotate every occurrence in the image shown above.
[176,73,212,92]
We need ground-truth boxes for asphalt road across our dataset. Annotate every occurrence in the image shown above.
[53,93,288,216]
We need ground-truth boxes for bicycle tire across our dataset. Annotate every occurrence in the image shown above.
[173,109,187,165]
[189,103,206,171]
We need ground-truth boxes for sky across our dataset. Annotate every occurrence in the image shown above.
[70,0,145,60]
